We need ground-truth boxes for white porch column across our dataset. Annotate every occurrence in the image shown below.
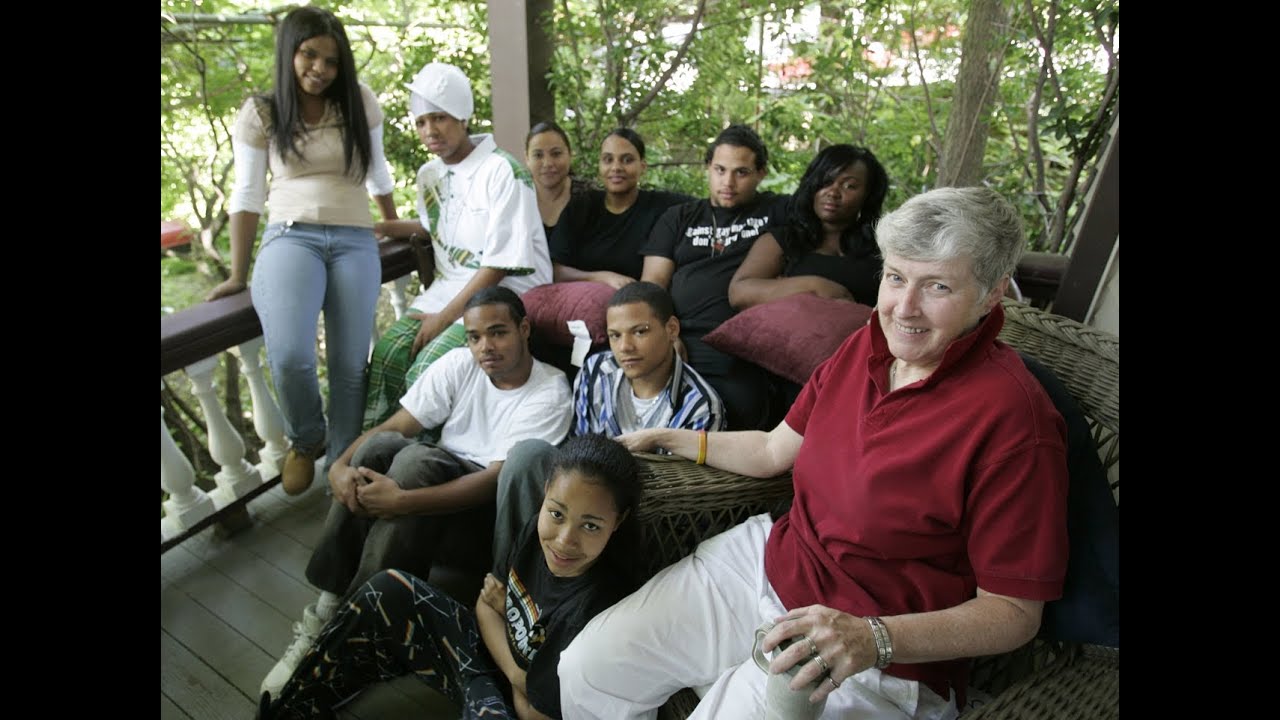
[186,355,263,507]
[161,400,214,541]
[235,337,289,479]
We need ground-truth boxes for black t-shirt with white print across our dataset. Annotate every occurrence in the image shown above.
[641,192,792,336]
[503,514,626,719]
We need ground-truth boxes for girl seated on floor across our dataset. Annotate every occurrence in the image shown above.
[257,433,644,720]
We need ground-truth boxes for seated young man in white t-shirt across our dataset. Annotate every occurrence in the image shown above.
[262,287,572,697]
[491,281,726,571]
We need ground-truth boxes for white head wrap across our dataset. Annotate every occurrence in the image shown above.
[406,62,474,122]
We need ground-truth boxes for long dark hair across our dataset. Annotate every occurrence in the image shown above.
[784,144,888,263]
[265,6,371,179]
[549,434,644,591]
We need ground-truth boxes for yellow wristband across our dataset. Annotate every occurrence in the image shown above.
[696,430,707,465]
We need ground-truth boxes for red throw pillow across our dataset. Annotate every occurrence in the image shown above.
[522,281,614,346]
[703,295,874,384]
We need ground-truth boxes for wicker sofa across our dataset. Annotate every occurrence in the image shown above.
[628,299,1119,719]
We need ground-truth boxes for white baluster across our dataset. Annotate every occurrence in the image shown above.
[236,337,288,480]
[161,400,214,540]
[186,355,263,507]
[390,276,410,320]
[373,277,413,357]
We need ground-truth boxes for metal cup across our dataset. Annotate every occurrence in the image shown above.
[752,621,828,720]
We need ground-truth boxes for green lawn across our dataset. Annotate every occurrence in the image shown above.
[161,253,215,316]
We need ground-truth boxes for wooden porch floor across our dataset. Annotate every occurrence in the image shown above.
[160,481,461,720]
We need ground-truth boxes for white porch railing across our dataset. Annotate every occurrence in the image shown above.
[161,265,415,547]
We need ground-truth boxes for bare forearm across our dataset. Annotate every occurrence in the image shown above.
[707,429,797,477]
[552,262,593,283]
[374,193,398,222]
[227,212,260,283]
[397,463,501,515]
[886,592,1042,664]
[375,219,428,239]
[729,276,818,310]
[476,600,527,693]
[633,428,792,478]
[640,256,675,289]
[772,590,1042,704]
[554,264,633,289]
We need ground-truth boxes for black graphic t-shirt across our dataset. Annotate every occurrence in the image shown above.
[642,192,793,335]
[503,516,626,718]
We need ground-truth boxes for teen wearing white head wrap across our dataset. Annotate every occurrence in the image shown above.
[361,60,553,431]
[406,62,474,122]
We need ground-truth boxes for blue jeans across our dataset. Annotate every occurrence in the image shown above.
[251,221,381,468]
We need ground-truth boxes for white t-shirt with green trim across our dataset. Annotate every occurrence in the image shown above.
[411,133,551,315]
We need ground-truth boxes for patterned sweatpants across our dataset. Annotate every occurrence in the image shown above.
[269,569,511,719]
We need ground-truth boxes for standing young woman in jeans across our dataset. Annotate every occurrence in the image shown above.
[206,6,397,495]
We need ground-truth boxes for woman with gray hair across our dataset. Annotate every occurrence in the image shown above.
[561,186,1069,720]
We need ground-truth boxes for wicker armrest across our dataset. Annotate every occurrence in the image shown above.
[633,452,793,519]
[632,452,794,578]
[964,644,1118,719]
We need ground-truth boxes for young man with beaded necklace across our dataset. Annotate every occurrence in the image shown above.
[638,124,792,430]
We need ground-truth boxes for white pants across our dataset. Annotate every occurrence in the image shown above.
[559,514,959,720]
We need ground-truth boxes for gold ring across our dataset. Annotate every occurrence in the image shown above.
[812,654,830,673]
[827,676,840,690]
[803,634,819,657]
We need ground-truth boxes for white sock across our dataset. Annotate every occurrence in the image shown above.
[315,591,341,621]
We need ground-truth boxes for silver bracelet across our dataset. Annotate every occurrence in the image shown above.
[865,616,894,669]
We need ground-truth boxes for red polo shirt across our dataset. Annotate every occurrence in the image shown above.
[765,304,1069,701]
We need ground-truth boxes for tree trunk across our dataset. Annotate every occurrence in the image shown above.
[938,0,1011,187]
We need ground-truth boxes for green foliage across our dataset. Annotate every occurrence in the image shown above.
[542,0,1116,251]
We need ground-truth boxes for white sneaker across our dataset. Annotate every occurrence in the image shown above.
[260,604,328,697]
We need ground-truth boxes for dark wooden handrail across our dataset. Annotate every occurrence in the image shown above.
[160,239,417,376]
[1015,251,1068,306]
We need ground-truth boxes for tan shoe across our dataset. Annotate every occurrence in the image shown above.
[280,446,321,495]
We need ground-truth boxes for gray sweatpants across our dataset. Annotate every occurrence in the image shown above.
[491,438,557,575]
[305,431,493,596]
